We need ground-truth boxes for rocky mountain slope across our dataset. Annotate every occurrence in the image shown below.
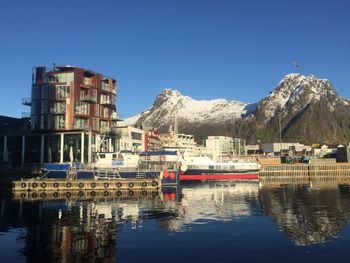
[124,74,350,144]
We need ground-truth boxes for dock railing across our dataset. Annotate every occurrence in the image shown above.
[260,163,350,177]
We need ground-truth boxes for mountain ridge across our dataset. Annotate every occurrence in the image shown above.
[122,73,350,144]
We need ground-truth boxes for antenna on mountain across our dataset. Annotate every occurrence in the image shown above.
[292,61,299,68]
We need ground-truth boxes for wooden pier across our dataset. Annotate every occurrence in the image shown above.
[12,178,161,192]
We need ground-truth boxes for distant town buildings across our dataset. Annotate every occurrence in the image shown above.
[261,143,311,156]
[205,136,246,160]
[1,65,350,168]
[144,128,161,151]
[118,126,145,152]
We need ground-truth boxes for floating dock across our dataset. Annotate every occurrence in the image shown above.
[11,189,160,202]
[12,178,161,192]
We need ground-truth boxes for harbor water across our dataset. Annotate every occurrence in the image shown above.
[2,179,350,262]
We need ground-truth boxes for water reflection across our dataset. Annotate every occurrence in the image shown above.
[161,181,259,232]
[259,182,350,246]
[1,179,350,262]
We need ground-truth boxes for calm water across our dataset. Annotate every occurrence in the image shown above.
[2,180,350,262]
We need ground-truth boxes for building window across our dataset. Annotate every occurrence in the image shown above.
[52,102,65,114]
[31,100,37,114]
[75,101,89,115]
[100,120,109,132]
[44,134,61,162]
[100,94,110,104]
[93,105,100,117]
[63,133,81,162]
[32,85,41,99]
[92,117,99,131]
[102,80,109,91]
[55,85,70,99]
[100,106,108,118]
[31,115,38,130]
[41,100,48,114]
[54,115,65,129]
[47,115,52,129]
[74,117,88,130]
[41,85,49,99]
[131,132,142,140]
[40,115,45,129]
[54,72,74,84]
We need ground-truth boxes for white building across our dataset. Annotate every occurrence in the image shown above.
[205,136,246,161]
[118,126,145,152]
[245,144,260,154]
[262,142,311,155]
[160,132,197,152]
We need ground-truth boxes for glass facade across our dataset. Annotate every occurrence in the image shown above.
[7,136,22,166]
[44,134,61,163]
[0,136,4,161]
[84,133,89,163]
[17,66,120,164]
[25,135,41,163]
[63,134,81,162]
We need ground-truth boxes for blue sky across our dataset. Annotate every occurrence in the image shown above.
[0,0,349,119]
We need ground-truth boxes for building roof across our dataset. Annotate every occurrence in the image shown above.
[33,65,117,81]
[0,115,30,135]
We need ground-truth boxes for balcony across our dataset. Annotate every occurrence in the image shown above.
[22,98,31,106]
[100,98,116,109]
[111,112,118,120]
[101,82,110,92]
[100,126,118,134]
[80,93,97,103]
[83,77,92,86]
[51,109,65,114]
[73,123,90,131]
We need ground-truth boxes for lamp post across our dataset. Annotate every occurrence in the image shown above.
[279,112,283,157]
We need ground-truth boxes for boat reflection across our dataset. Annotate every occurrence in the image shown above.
[2,178,350,262]
[160,181,259,231]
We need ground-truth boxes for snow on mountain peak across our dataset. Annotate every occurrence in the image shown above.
[130,88,257,128]
[261,73,344,121]
[122,74,348,129]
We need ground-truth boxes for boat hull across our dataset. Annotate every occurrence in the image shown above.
[44,170,160,180]
[180,170,259,181]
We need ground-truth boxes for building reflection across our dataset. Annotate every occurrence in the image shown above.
[3,179,350,262]
[23,202,117,262]
[259,182,350,246]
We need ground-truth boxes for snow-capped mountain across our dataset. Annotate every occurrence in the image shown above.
[258,73,349,122]
[125,88,256,130]
[124,74,350,144]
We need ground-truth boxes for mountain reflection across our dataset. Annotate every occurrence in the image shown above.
[259,183,350,246]
[2,180,350,262]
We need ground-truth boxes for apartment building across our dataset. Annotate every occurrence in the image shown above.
[1,65,119,166]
